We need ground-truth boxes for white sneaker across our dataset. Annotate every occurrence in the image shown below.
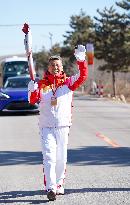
[56,185,64,195]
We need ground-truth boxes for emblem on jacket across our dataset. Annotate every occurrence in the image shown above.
[41,84,51,93]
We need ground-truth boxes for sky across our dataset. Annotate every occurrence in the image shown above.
[0,0,122,56]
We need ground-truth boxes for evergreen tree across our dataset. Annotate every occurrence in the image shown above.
[116,0,130,10]
[116,0,130,67]
[63,9,94,48]
[61,10,95,76]
[94,6,129,96]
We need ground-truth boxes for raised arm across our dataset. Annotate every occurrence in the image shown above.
[67,45,88,91]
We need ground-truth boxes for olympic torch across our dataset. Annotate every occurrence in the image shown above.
[22,23,36,81]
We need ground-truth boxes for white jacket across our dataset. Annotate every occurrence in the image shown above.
[29,61,88,128]
[39,84,73,128]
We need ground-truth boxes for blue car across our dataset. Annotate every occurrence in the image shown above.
[0,75,39,113]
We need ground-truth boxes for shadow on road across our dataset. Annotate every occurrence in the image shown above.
[0,111,39,117]
[0,190,48,204]
[67,146,130,167]
[65,187,130,194]
[0,146,130,166]
[0,187,130,204]
[0,151,42,166]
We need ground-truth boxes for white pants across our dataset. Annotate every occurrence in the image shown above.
[40,126,69,192]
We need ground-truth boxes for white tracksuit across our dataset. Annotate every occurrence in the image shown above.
[40,126,69,191]
[29,61,88,192]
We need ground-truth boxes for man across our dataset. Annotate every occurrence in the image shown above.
[28,45,88,201]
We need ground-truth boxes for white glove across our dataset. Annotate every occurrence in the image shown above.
[74,45,86,61]
[28,80,38,92]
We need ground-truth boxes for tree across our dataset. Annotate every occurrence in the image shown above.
[63,9,94,48]
[61,10,95,76]
[94,6,129,96]
[116,0,130,67]
[116,0,130,10]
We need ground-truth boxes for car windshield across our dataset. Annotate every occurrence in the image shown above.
[3,61,29,75]
[4,78,31,88]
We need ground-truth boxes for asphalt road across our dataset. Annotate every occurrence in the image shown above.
[0,95,130,205]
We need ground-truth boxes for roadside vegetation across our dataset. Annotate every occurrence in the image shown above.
[1,0,130,101]
[33,0,130,100]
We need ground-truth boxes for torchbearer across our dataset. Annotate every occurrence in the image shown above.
[28,44,88,201]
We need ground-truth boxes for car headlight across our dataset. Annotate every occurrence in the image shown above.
[0,92,10,99]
